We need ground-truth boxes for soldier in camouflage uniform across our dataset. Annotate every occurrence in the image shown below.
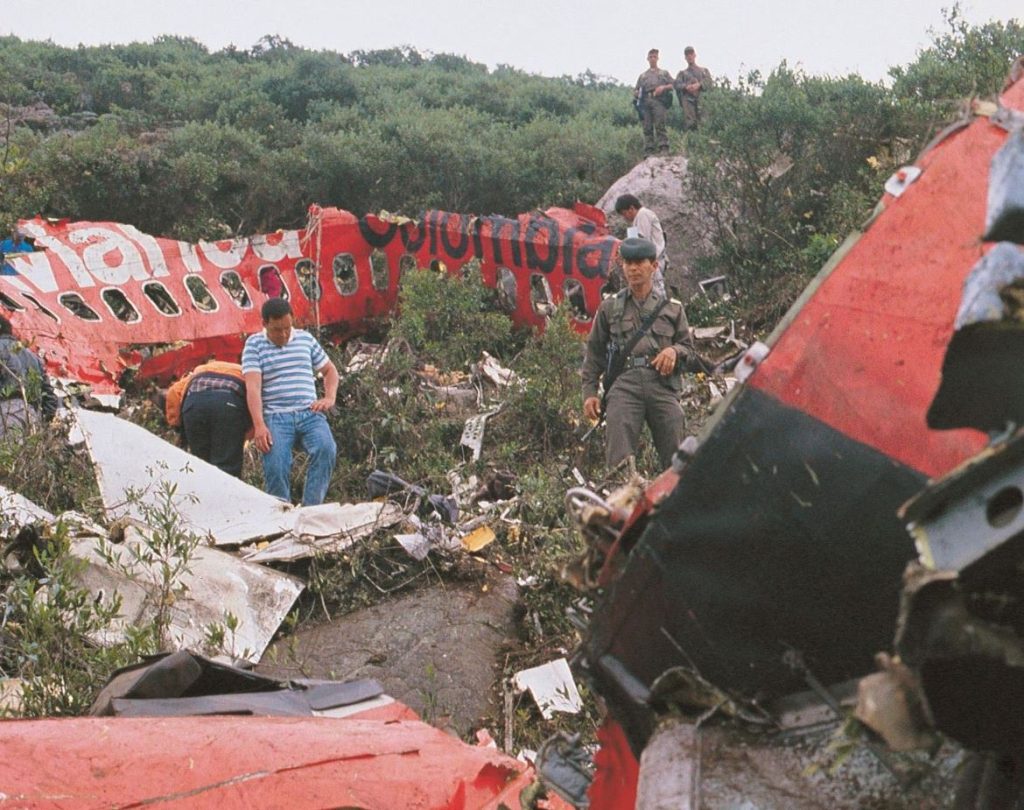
[582,238,697,469]
[675,46,713,131]
[634,49,675,154]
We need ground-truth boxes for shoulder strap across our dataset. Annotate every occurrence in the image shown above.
[621,298,669,357]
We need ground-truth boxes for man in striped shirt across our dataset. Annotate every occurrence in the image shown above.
[242,298,339,505]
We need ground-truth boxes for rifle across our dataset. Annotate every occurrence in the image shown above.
[580,299,670,444]
[632,87,645,121]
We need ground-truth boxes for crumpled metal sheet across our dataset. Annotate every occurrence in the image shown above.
[74,407,297,546]
[241,501,405,563]
[90,650,386,719]
[0,715,537,809]
[74,524,303,664]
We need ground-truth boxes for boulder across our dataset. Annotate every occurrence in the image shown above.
[597,154,717,296]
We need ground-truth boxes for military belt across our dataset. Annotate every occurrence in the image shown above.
[624,355,651,369]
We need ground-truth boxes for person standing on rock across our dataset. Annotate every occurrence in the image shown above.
[675,46,712,131]
[581,238,696,471]
[615,194,668,298]
[634,48,675,155]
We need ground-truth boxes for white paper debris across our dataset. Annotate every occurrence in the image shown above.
[512,657,583,719]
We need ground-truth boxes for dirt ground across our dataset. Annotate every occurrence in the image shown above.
[258,573,520,737]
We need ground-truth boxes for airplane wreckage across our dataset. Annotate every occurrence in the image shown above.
[558,65,1024,807]
[4,65,1024,809]
[0,201,611,402]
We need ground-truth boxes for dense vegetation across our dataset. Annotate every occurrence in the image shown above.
[1,10,1022,324]
[0,36,636,239]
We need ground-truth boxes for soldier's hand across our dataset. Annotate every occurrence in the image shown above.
[584,396,602,422]
[651,348,677,375]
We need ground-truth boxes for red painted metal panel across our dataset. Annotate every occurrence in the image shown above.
[0,715,535,809]
[751,79,1024,478]
[0,205,616,397]
[588,719,639,809]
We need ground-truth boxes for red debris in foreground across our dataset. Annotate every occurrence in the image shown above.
[0,712,541,809]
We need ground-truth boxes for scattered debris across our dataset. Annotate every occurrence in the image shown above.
[241,501,405,563]
[513,658,582,719]
[474,351,523,389]
[0,679,24,714]
[460,407,502,462]
[536,732,595,808]
[461,525,496,553]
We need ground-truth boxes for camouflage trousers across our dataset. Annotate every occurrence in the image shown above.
[605,366,684,470]
[641,99,669,153]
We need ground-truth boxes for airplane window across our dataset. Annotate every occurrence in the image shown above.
[563,278,591,322]
[184,275,218,312]
[59,292,101,321]
[295,259,321,301]
[21,293,59,322]
[332,253,358,296]
[142,282,181,316]
[370,249,390,292]
[0,291,24,312]
[258,264,289,300]
[529,274,554,318]
[102,289,141,323]
[496,267,517,313]
[220,271,253,309]
[399,253,418,278]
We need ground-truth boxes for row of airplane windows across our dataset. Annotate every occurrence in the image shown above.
[0,250,592,323]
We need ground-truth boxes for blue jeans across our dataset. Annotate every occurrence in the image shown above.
[262,410,337,505]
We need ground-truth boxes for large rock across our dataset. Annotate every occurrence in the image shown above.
[597,154,717,296]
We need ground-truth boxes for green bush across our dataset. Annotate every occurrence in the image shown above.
[390,269,522,368]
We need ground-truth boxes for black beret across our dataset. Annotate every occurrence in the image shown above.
[619,237,657,261]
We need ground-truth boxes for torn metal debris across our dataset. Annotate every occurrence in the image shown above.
[89,650,390,719]
[241,501,405,564]
[75,523,303,663]
[460,406,501,462]
[2,204,615,399]
[513,658,582,720]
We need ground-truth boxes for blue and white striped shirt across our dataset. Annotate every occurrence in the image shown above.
[242,328,329,413]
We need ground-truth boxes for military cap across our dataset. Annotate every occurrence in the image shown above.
[619,237,657,261]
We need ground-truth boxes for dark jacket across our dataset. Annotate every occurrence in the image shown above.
[0,335,58,420]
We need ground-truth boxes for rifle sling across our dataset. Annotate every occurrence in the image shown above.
[602,297,670,409]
